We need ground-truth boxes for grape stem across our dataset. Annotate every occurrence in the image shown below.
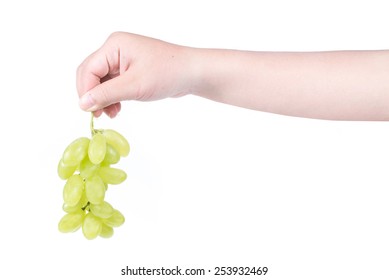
[81,201,90,211]
[90,112,97,136]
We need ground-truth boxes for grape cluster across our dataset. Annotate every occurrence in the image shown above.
[57,115,129,239]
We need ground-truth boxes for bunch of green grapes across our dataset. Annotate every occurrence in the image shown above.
[57,114,129,239]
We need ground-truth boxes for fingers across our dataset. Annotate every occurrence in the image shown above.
[91,104,120,118]
[77,43,125,117]
[93,109,103,117]
[103,102,121,118]
[77,32,174,117]
[78,72,136,112]
[76,49,110,98]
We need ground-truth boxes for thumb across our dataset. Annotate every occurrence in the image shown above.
[79,74,137,111]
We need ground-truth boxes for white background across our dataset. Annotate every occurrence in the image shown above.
[1,0,389,279]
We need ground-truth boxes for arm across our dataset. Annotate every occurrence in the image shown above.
[77,32,389,120]
[191,49,389,120]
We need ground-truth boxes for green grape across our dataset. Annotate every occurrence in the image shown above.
[103,129,130,157]
[85,176,105,204]
[82,212,102,240]
[63,193,88,213]
[99,223,114,238]
[57,159,77,180]
[102,144,120,165]
[88,133,106,164]
[63,175,84,207]
[79,157,99,179]
[98,166,127,185]
[58,212,84,233]
[103,209,125,227]
[62,203,80,213]
[90,201,114,219]
[59,113,129,239]
[62,137,90,166]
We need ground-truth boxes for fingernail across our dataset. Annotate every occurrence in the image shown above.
[79,93,95,111]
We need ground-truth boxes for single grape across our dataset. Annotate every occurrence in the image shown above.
[85,176,105,204]
[98,166,127,185]
[57,159,77,180]
[58,212,85,233]
[82,212,102,240]
[62,203,80,213]
[103,209,125,227]
[63,175,84,207]
[90,201,114,219]
[88,133,106,164]
[102,144,120,165]
[79,157,100,179]
[63,193,88,213]
[62,137,90,166]
[103,129,130,157]
[99,223,114,238]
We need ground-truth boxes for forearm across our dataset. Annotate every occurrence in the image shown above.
[188,48,389,120]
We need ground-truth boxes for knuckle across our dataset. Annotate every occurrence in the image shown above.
[107,31,126,42]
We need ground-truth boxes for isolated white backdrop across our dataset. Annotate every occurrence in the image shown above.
[1,0,389,279]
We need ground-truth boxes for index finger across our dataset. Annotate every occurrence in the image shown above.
[76,48,110,98]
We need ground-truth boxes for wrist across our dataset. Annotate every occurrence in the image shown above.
[180,46,218,98]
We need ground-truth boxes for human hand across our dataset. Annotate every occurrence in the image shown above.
[77,32,195,117]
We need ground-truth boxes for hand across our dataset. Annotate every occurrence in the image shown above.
[77,32,194,117]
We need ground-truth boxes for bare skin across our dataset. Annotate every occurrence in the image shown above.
[77,32,389,121]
